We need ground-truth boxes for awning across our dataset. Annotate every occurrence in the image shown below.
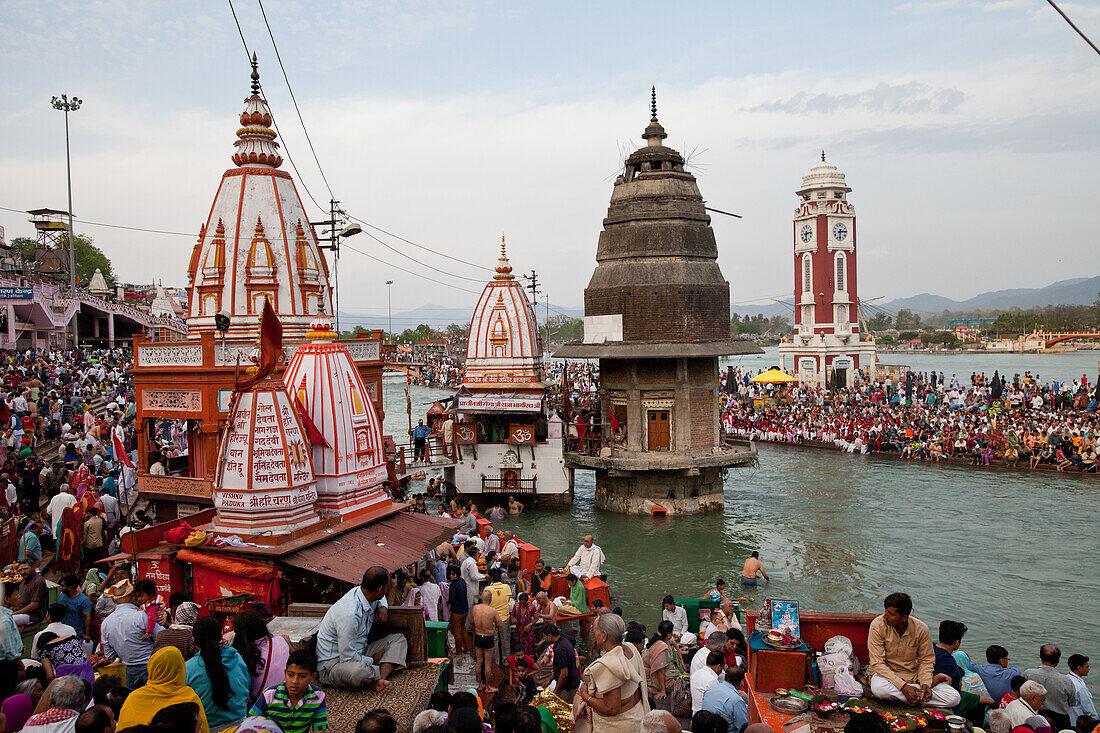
[280,512,460,584]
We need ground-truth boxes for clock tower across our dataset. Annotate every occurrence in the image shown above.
[778,153,876,388]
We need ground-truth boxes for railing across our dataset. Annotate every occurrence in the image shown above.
[481,476,537,494]
[388,438,456,474]
[565,435,605,456]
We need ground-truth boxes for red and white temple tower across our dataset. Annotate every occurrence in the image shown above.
[444,238,570,506]
[778,154,876,388]
[282,315,390,520]
[130,58,385,521]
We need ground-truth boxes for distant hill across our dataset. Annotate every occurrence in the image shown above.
[888,276,1100,314]
[731,276,1100,319]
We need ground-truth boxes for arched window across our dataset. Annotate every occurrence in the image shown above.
[802,253,812,293]
[835,253,846,293]
[836,304,847,325]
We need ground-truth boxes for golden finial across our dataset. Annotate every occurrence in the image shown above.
[494,233,514,281]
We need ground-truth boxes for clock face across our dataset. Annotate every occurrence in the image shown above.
[832,222,848,242]
[799,224,813,244]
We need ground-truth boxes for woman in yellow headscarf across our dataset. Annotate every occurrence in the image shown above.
[117,646,210,733]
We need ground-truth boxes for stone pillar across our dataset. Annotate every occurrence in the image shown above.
[93,317,101,339]
[108,313,115,348]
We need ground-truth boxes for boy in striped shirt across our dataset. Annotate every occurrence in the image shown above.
[249,649,328,732]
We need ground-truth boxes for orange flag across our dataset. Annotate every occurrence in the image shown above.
[236,299,282,391]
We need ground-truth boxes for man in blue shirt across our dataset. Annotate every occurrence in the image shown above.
[58,574,92,640]
[971,645,1021,704]
[316,566,408,692]
[412,420,431,461]
[17,519,41,566]
[701,666,749,733]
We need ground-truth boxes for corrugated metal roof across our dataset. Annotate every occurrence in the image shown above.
[280,512,459,584]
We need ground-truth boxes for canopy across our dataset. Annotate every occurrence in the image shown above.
[751,368,798,384]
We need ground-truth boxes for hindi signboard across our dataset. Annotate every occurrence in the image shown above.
[457,395,542,412]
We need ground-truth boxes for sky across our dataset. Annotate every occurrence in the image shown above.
[1,0,1099,325]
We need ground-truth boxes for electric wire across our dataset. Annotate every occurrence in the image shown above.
[255,0,335,200]
[360,230,487,283]
[1046,0,1100,57]
[226,0,328,216]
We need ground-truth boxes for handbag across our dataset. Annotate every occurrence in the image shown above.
[670,677,691,718]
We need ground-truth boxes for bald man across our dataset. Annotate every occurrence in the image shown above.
[566,535,606,580]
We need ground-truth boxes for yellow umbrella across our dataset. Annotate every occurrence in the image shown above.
[751,367,798,384]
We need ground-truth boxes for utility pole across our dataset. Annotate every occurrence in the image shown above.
[310,199,361,334]
[386,280,394,338]
[522,270,551,352]
[51,92,81,346]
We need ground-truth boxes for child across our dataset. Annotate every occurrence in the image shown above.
[133,579,167,641]
[249,649,327,733]
[507,653,536,704]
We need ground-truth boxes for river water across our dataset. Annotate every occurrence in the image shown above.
[382,350,1098,666]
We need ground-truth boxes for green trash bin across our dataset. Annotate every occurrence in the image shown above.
[425,620,450,658]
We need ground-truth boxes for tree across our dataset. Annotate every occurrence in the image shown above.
[895,309,921,331]
[445,323,469,339]
[547,315,583,343]
[9,233,116,285]
[866,312,893,331]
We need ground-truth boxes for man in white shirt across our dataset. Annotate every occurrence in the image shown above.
[690,650,725,715]
[662,595,696,645]
[460,544,486,630]
[691,632,729,674]
[100,488,120,529]
[566,535,606,580]
[1006,681,1047,728]
[47,485,77,536]
[1068,654,1096,726]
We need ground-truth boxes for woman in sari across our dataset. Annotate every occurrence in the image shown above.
[117,646,210,733]
[644,621,688,713]
[510,593,537,657]
[574,613,650,733]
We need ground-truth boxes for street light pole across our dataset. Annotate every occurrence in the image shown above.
[51,92,81,347]
[386,280,394,338]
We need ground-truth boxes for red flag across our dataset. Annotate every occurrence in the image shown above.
[112,430,135,469]
[294,395,329,448]
[608,409,620,435]
[236,299,282,391]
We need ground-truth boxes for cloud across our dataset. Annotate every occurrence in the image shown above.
[744,81,967,116]
[891,0,964,15]
[982,0,1029,11]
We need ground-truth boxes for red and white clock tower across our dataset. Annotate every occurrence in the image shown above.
[778,154,876,388]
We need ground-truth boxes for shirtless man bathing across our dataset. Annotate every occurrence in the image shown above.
[741,551,769,586]
[471,588,503,693]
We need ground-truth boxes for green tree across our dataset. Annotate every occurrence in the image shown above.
[445,323,469,339]
[866,312,893,331]
[9,233,115,285]
[895,309,921,331]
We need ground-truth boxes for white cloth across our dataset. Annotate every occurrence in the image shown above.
[566,543,605,579]
[870,673,961,709]
[690,666,720,714]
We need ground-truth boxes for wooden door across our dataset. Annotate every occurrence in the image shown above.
[647,410,670,451]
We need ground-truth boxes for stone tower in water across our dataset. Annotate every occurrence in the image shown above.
[557,90,759,514]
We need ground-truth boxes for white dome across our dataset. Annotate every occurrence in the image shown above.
[796,154,852,197]
[185,59,331,342]
[464,238,544,387]
[284,339,390,520]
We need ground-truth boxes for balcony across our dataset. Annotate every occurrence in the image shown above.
[481,476,537,494]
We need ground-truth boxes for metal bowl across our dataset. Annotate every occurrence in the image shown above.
[770,695,810,714]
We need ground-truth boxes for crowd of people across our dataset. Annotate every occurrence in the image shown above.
[723,368,1100,471]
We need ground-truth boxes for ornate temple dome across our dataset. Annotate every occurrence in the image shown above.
[283,315,390,520]
[213,379,320,537]
[185,55,331,342]
[583,89,731,345]
[464,237,544,388]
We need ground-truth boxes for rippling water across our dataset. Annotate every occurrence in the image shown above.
[385,380,1099,665]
